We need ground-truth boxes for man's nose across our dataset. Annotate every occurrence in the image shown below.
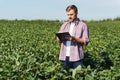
[68,15,71,18]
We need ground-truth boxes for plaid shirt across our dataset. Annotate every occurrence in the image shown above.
[58,18,89,61]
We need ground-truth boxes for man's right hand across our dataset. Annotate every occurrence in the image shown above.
[57,37,62,43]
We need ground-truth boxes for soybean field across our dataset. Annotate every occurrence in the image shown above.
[0,20,120,80]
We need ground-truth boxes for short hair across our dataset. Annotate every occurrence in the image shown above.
[66,5,78,14]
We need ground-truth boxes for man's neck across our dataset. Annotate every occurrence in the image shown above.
[71,18,78,22]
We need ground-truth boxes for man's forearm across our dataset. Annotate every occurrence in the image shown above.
[71,36,84,44]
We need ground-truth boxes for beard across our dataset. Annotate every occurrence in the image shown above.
[69,17,77,22]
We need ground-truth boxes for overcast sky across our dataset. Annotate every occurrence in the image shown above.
[0,0,120,20]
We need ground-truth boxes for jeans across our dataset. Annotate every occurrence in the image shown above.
[61,56,83,69]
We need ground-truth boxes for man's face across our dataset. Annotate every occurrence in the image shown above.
[67,9,77,22]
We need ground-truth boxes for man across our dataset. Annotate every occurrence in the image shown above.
[57,5,89,69]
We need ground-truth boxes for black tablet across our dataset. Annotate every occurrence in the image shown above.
[56,32,71,41]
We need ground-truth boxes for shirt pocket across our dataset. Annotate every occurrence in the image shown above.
[74,26,83,38]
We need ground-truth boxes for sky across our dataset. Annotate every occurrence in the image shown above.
[0,0,120,20]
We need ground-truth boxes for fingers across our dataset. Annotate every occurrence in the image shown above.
[65,36,72,41]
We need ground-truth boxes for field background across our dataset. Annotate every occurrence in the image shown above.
[0,20,120,80]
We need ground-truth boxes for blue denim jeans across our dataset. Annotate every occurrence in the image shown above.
[61,56,83,69]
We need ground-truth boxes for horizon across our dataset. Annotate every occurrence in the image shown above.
[0,17,120,21]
